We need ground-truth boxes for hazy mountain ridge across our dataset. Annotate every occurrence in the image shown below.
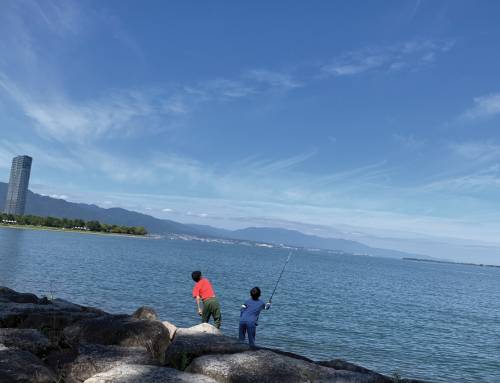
[187,224,447,261]
[1,182,443,260]
[0,182,203,235]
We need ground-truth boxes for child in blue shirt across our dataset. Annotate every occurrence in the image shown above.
[239,287,271,346]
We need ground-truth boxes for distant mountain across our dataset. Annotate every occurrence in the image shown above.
[0,182,202,235]
[188,224,445,261]
[1,181,443,260]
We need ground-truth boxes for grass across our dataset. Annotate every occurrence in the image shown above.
[164,350,191,371]
[0,224,153,238]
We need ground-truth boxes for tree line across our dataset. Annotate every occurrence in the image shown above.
[0,212,148,235]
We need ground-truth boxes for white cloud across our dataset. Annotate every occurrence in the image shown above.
[448,141,500,163]
[0,140,81,171]
[393,134,424,151]
[321,39,456,77]
[162,208,173,212]
[247,70,302,89]
[460,92,500,120]
[49,194,68,199]
[201,78,254,98]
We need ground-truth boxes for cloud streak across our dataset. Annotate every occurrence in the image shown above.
[320,39,457,77]
[460,92,500,120]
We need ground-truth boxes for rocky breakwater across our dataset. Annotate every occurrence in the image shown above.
[0,286,430,383]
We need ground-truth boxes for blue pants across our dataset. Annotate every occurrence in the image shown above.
[239,321,257,345]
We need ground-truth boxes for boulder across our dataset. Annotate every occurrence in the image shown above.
[176,323,223,336]
[0,328,51,357]
[162,321,178,342]
[63,314,171,355]
[131,306,157,321]
[316,360,430,383]
[0,347,59,383]
[252,345,314,363]
[45,343,160,383]
[165,331,250,367]
[83,364,220,383]
[0,286,109,332]
[185,349,378,383]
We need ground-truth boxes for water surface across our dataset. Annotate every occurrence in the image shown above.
[1,227,499,382]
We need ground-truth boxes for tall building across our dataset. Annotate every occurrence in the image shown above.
[4,155,33,215]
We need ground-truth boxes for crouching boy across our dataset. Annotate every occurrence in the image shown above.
[239,287,271,346]
[192,271,221,329]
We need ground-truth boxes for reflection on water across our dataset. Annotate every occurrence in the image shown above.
[1,227,499,383]
[0,228,27,287]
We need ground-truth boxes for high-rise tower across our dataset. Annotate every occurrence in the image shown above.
[4,155,33,215]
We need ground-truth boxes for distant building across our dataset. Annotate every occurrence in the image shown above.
[4,155,33,215]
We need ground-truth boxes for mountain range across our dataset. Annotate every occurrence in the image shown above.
[1,181,441,260]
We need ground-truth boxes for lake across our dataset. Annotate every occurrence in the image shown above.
[1,227,499,382]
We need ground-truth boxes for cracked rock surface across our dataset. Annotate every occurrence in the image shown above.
[83,364,220,383]
[45,342,161,383]
[185,349,379,383]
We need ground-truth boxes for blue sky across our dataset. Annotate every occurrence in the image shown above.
[1,1,500,263]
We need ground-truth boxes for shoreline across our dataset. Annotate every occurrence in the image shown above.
[0,224,155,239]
[0,286,429,383]
[403,257,500,268]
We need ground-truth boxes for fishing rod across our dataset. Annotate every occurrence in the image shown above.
[268,252,292,304]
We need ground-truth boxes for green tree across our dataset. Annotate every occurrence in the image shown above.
[135,227,147,235]
[87,220,102,232]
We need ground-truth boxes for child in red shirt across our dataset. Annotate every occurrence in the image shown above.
[192,271,221,329]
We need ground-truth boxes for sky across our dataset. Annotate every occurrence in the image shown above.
[1,0,500,264]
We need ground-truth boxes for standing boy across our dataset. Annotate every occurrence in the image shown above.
[192,271,221,329]
[239,287,271,346]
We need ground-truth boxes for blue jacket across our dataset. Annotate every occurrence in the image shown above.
[240,298,271,324]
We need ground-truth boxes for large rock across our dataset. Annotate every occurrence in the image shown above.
[45,343,160,383]
[316,360,430,383]
[185,349,378,383]
[165,330,250,367]
[63,314,171,355]
[83,364,220,383]
[162,321,178,342]
[0,347,59,383]
[0,328,51,357]
[0,286,109,332]
[131,306,157,321]
[176,323,223,336]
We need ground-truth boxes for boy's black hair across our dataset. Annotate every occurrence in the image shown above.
[192,271,202,282]
[250,287,261,300]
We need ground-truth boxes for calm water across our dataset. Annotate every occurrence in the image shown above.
[1,228,499,382]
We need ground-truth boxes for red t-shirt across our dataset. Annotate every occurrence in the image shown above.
[193,279,215,301]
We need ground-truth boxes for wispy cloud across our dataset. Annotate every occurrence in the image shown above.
[0,140,81,171]
[448,140,500,163]
[459,92,500,120]
[247,69,302,89]
[320,39,457,77]
[393,134,425,151]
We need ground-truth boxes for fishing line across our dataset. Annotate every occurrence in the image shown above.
[268,252,291,303]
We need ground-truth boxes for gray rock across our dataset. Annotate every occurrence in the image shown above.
[131,306,157,321]
[83,364,220,383]
[316,360,430,383]
[176,323,223,336]
[45,343,160,383]
[165,332,250,367]
[162,321,178,342]
[0,328,51,357]
[0,347,59,383]
[63,314,171,355]
[185,349,378,383]
[0,286,109,331]
[252,345,314,363]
